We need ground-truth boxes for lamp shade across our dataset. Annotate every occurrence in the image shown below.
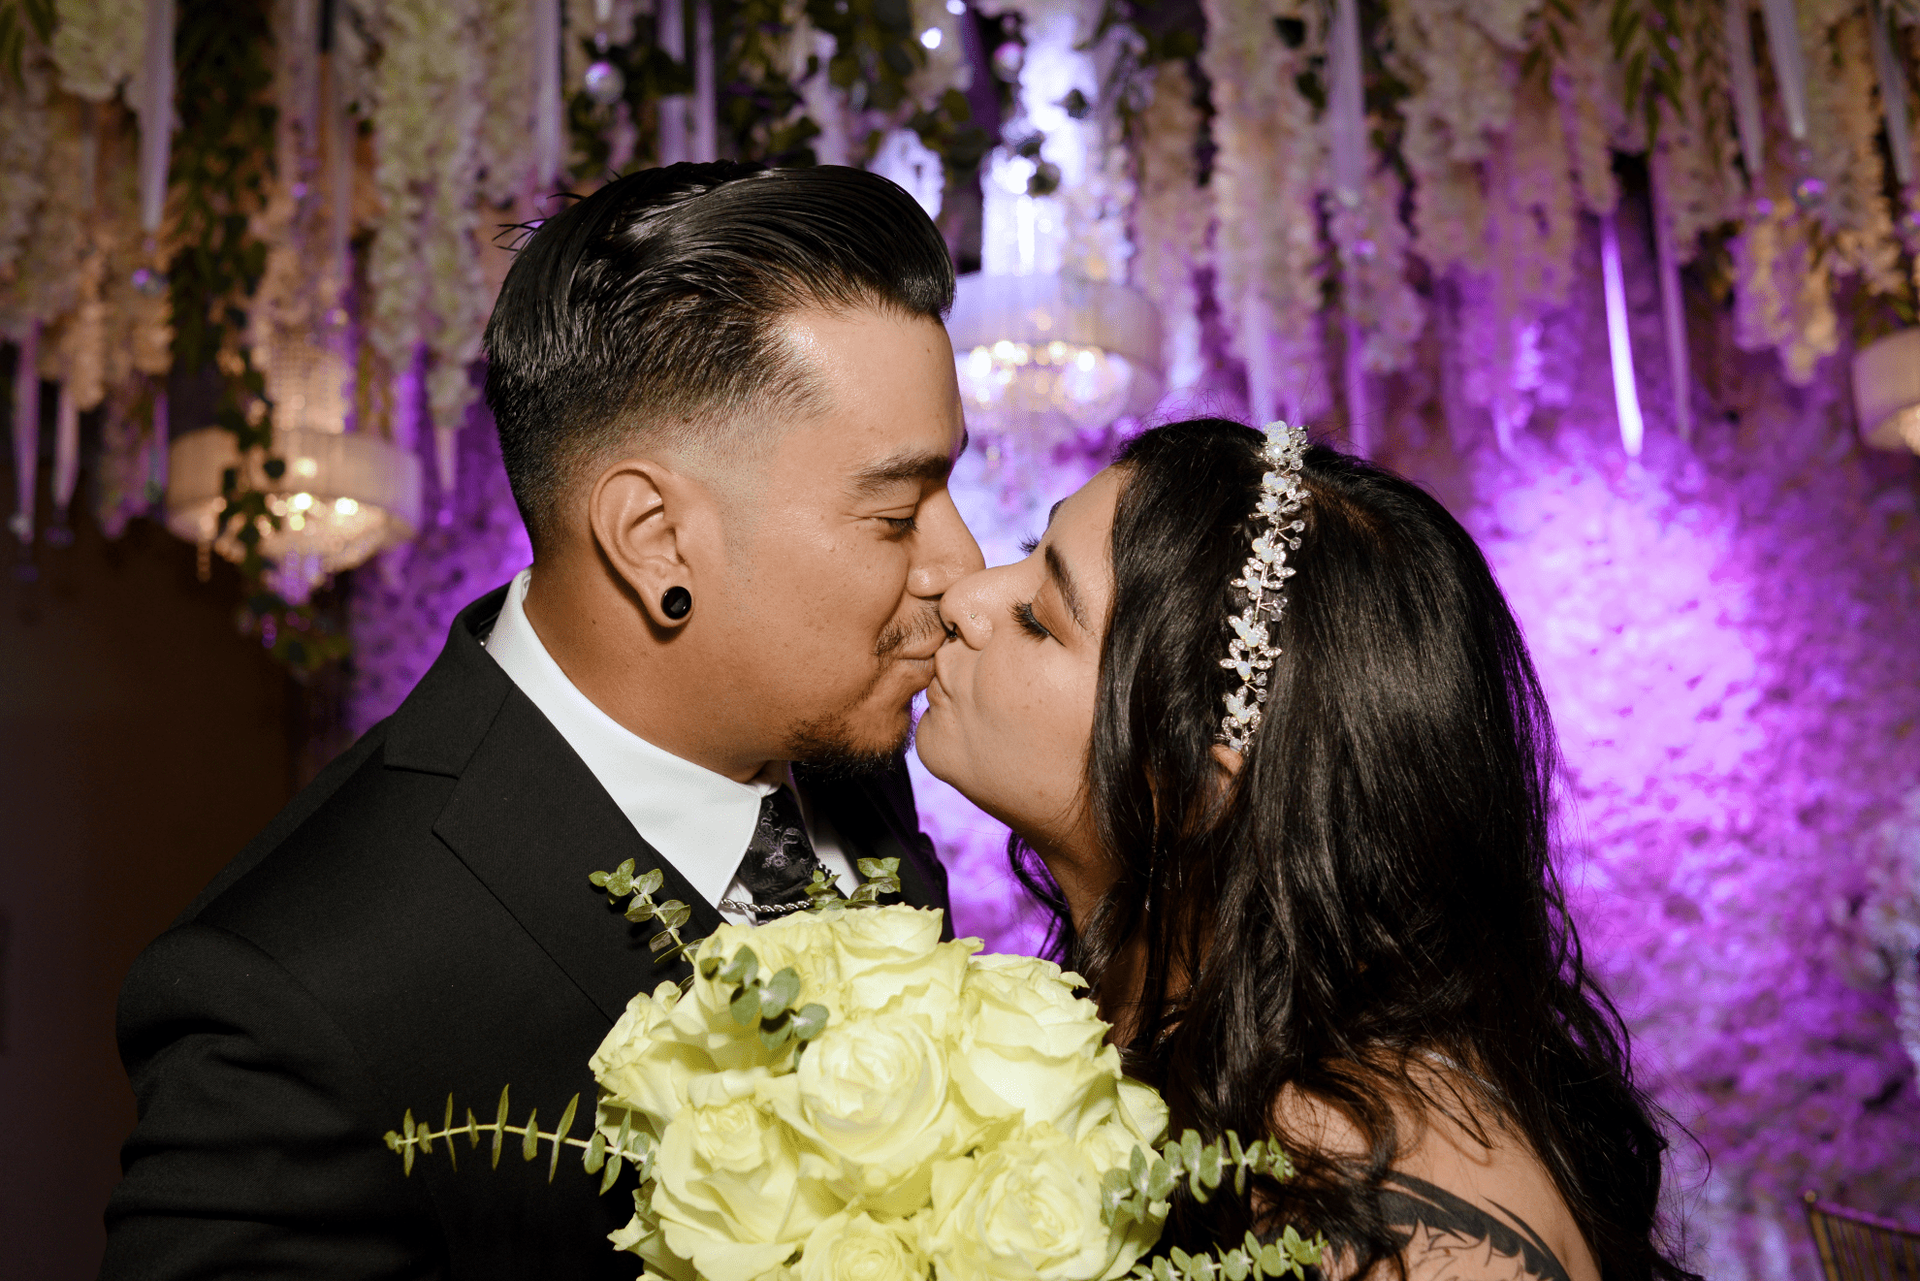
[1852,328,1920,453]
[166,427,422,598]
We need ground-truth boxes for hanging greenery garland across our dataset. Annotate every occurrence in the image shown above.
[169,0,346,669]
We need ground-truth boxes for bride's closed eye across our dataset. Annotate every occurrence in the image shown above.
[1011,535,1054,638]
[1012,600,1052,640]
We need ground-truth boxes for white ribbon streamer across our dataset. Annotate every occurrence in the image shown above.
[532,0,562,188]
[692,0,716,162]
[53,383,79,525]
[1327,0,1365,208]
[1725,0,1766,181]
[434,422,457,524]
[1599,212,1646,457]
[1870,0,1914,189]
[10,324,40,545]
[1759,0,1808,141]
[137,0,175,235]
[656,0,687,166]
[1650,157,1693,442]
[1343,316,1371,458]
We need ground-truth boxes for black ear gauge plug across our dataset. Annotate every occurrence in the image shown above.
[662,586,692,620]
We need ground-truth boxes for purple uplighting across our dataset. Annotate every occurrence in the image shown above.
[348,224,1920,1281]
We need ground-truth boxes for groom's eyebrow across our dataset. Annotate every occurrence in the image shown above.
[848,431,968,497]
[1044,544,1089,631]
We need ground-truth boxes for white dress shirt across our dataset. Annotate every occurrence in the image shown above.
[483,569,852,922]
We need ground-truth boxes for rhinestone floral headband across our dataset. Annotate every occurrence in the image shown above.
[1217,421,1311,751]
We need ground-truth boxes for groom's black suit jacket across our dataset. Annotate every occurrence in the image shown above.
[101,585,951,1280]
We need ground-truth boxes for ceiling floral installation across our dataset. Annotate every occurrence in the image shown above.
[4,0,1920,1276]
[0,0,981,663]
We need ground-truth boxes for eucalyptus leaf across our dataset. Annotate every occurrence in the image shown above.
[763,967,801,1015]
[790,1003,829,1041]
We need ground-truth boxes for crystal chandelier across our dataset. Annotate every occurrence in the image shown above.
[950,271,1163,442]
[165,341,421,602]
[950,2,1163,458]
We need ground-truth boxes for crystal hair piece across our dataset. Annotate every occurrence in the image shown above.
[1217,421,1310,751]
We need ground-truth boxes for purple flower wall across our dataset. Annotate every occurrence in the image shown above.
[349,252,1920,1278]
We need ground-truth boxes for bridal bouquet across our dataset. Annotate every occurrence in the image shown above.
[388,861,1323,1281]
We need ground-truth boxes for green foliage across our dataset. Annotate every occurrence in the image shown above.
[565,0,982,186]
[589,858,695,960]
[165,0,344,669]
[723,0,823,167]
[1133,1228,1324,1281]
[1607,0,1689,146]
[1521,0,1580,89]
[1107,1131,1325,1281]
[384,1085,657,1193]
[169,0,277,378]
[0,0,52,89]
[698,944,831,1051]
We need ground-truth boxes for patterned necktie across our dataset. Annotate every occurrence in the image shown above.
[733,786,830,911]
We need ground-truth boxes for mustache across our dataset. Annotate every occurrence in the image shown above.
[874,603,948,659]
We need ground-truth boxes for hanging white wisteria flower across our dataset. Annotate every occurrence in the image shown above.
[476,0,538,207]
[1732,201,1840,385]
[1553,0,1622,217]
[369,0,490,497]
[0,54,53,317]
[5,95,89,343]
[50,0,144,103]
[1827,11,1903,296]
[1132,61,1209,397]
[1202,0,1327,423]
[1653,22,1746,262]
[1328,167,1426,382]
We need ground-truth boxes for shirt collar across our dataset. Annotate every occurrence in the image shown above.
[483,568,779,909]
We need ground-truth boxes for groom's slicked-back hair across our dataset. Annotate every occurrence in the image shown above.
[483,162,956,548]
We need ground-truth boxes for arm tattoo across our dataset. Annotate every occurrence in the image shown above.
[1378,1172,1573,1281]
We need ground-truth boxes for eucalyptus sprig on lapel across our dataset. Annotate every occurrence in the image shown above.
[588,859,694,959]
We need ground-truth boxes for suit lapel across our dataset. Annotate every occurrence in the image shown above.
[432,691,725,1021]
[386,589,722,1024]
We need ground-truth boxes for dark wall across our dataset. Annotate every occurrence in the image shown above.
[0,458,296,1279]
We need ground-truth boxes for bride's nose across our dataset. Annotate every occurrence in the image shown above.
[938,566,1001,648]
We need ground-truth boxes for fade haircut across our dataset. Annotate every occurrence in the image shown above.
[483,162,956,549]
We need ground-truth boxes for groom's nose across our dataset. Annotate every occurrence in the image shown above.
[906,489,985,601]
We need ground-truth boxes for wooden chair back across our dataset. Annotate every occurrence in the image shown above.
[1805,1191,1920,1281]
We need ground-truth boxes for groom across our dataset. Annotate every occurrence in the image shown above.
[101,164,981,1280]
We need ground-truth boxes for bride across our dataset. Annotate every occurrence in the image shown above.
[915,418,1697,1281]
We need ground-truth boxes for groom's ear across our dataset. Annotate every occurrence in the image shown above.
[586,457,717,630]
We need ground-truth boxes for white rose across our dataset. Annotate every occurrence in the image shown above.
[649,1068,839,1281]
[924,1123,1159,1281]
[950,954,1120,1137]
[822,906,978,1021]
[796,1210,928,1281]
[591,980,692,1127]
[780,1011,964,1213]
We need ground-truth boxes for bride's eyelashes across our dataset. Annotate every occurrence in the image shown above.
[1012,599,1052,640]
[1019,535,1040,555]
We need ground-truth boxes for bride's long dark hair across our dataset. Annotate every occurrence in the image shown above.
[1016,418,1696,1280]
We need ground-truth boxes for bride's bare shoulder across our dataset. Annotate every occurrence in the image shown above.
[1274,1078,1601,1281]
